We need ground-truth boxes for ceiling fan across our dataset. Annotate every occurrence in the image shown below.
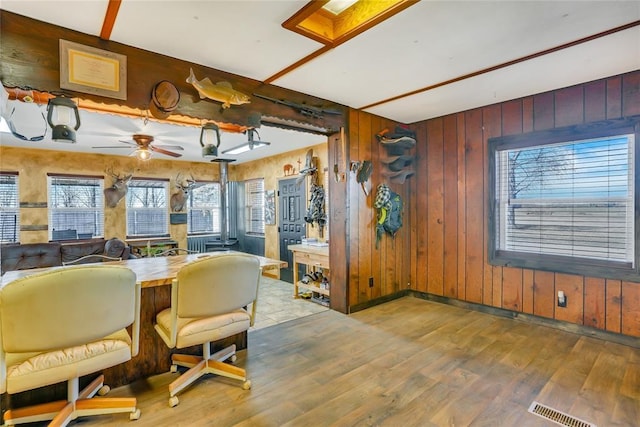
[93,134,184,159]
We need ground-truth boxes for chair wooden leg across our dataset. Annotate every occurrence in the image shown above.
[167,343,249,406]
[172,353,202,369]
[3,376,139,426]
[79,374,105,399]
[48,402,74,427]
[3,401,67,425]
[169,359,207,397]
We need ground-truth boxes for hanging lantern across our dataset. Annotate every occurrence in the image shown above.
[46,96,81,142]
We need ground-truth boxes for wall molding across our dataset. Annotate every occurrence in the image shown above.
[350,289,640,348]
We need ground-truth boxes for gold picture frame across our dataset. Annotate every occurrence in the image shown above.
[59,39,127,100]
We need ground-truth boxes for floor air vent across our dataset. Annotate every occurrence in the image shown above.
[528,402,596,427]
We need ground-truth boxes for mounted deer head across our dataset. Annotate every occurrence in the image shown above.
[170,172,197,212]
[104,167,133,208]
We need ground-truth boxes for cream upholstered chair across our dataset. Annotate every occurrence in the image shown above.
[154,253,261,407]
[0,265,141,426]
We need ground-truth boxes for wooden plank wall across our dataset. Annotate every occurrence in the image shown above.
[339,70,640,338]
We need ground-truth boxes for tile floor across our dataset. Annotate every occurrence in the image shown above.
[250,275,328,331]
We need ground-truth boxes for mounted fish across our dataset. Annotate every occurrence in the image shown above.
[186,68,250,109]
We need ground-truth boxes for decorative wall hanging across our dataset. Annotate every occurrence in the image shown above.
[59,39,127,100]
[376,126,416,184]
[170,173,197,212]
[149,80,180,119]
[265,190,276,225]
[186,68,250,109]
[253,93,341,119]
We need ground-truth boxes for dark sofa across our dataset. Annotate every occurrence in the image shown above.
[0,238,133,274]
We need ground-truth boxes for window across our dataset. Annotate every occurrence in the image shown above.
[245,178,265,235]
[188,182,221,234]
[126,179,169,238]
[489,118,639,280]
[48,175,104,240]
[0,173,19,243]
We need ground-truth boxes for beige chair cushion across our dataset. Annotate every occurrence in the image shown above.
[4,329,131,394]
[155,308,250,349]
[0,265,140,395]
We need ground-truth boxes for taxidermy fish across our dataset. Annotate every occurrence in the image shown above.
[186,68,250,109]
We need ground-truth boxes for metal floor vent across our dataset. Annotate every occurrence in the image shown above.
[528,402,596,427]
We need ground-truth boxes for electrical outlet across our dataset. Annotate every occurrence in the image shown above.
[369,277,374,288]
[557,291,567,307]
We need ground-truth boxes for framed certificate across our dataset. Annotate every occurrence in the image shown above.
[59,39,127,100]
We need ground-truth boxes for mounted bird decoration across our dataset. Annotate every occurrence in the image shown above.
[186,68,250,109]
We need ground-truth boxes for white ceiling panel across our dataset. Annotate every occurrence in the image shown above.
[1,0,109,36]
[274,1,640,109]
[110,0,323,81]
[365,27,640,124]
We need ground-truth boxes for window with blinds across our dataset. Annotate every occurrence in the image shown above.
[126,179,169,237]
[188,182,221,234]
[48,175,104,240]
[245,178,265,235]
[489,118,639,280]
[0,173,19,243]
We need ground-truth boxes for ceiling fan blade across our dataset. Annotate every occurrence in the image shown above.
[117,140,139,146]
[151,146,182,158]
[152,144,184,150]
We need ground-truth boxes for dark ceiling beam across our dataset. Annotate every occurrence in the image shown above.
[100,0,122,40]
[0,10,345,133]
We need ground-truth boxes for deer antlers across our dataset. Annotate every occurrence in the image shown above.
[104,167,133,208]
[170,172,198,212]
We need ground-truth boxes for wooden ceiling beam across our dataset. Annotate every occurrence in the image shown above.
[1,10,344,133]
[100,0,122,40]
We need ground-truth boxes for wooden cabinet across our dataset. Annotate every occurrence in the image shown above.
[288,244,330,306]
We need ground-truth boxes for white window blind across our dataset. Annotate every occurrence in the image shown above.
[188,182,221,234]
[48,175,104,240]
[246,178,265,235]
[126,179,169,237]
[495,134,634,266]
[0,174,19,243]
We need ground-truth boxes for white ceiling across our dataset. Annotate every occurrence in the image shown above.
[1,1,639,163]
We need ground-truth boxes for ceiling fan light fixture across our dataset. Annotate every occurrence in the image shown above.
[46,96,80,143]
[135,148,152,161]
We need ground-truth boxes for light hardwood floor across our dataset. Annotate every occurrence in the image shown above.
[250,276,328,331]
[38,295,640,426]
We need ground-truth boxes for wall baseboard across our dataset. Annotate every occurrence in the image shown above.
[349,290,639,349]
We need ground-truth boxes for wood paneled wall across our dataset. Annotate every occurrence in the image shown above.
[335,70,640,338]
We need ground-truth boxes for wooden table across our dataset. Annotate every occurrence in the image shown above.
[288,244,330,300]
[1,251,286,288]
[1,252,286,409]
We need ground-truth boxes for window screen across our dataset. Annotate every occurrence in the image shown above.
[245,178,265,235]
[48,175,104,240]
[126,179,169,237]
[489,118,639,280]
[0,173,19,243]
[188,182,221,234]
